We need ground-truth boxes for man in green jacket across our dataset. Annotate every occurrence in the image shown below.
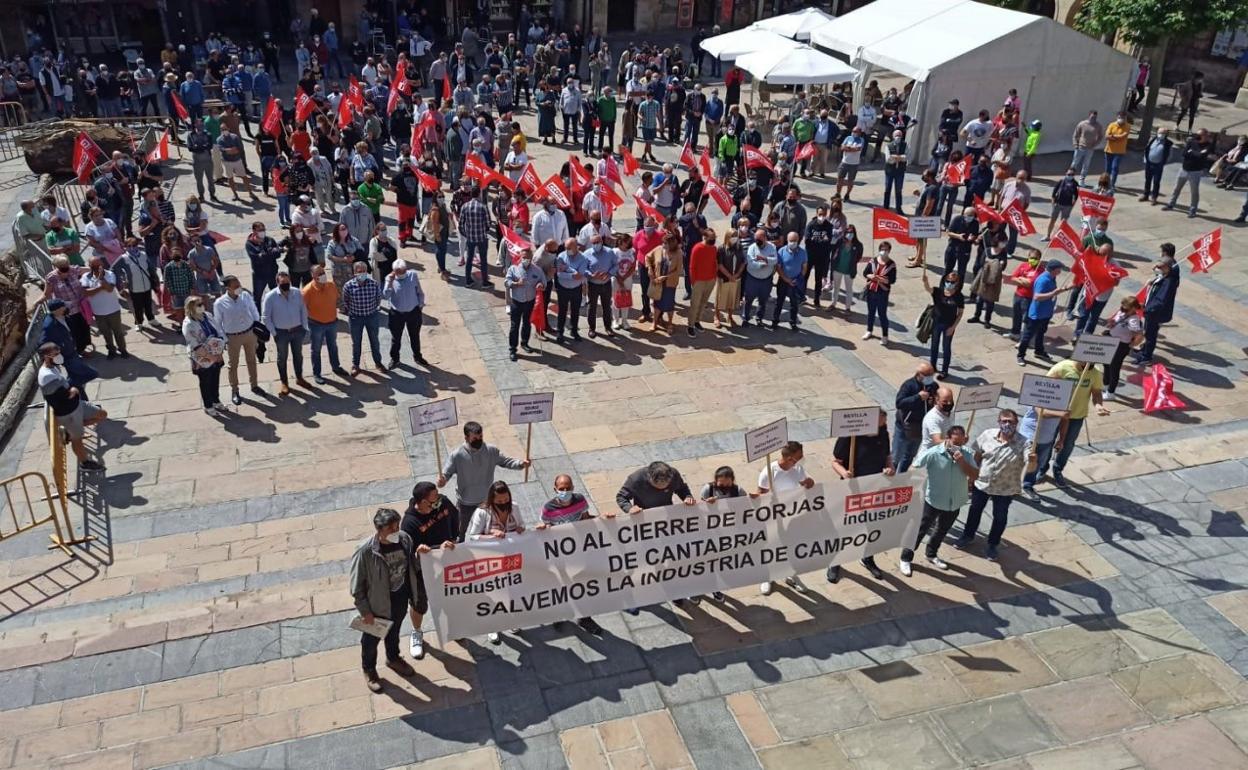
[793,109,815,177]
[596,87,618,154]
[350,508,420,692]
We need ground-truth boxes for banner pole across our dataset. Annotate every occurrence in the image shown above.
[433,429,443,474]
[766,452,775,494]
[966,409,976,438]
[848,436,856,478]
[524,424,532,482]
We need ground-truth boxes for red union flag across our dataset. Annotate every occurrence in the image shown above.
[744,147,774,172]
[261,97,283,139]
[517,162,542,196]
[946,155,972,186]
[145,130,170,163]
[347,76,365,109]
[872,207,915,246]
[169,91,190,122]
[500,224,533,264]
[338,95,353,130]
[1049,220,1082,258]
[679,140,696,170]
[1073,247,1116,308]
[1002,198,1036,236]
[1135,282,1149,314]
[972,195,1004,225]
[541,175,572,208]
[795,141,816,163]
[294,91,316,125]
[634,194,665,224]
[72,131,104,183]
[414,167,441,193]
[599,184,624,209]
[1142,363,1186,413]
[704,176,733,215]
[619,146,640,176]
[464,153,492,183]
[568,155,593,192]
[1188,228,1222,273]
[1078,189,1115,219]
[699,147,713,179]
[442,74,451,101]
[387,76,411,114]
[604,155,622,187]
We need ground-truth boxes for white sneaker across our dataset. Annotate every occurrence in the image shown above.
[1103,391,1116,401]
[785,575,808,593]
[880,337,888,345]
[487,631,501,645]
[926,555,949,570]
[204,406,219,416]
[862,331,873,340]
[759,581,773,596]
[899,559,913,577]
[409,629,425,659]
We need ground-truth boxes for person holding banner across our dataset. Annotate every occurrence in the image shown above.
[900,426,978,576]
[438,422,530,541]
[828,410,893,582]
[536,475,606,635]
[954,409,1028,560]
[462,481,527,645]
[757,442,815,595]
[398,482,458,660]
[350,508,421,692]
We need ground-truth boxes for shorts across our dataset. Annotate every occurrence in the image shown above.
[838,163,859,182]
[58,401,101,441]
[642,126,657,142]
[223,159,246,177]
[1051,203,1072,221]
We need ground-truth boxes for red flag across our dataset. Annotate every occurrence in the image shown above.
[1134,282,1150,315]
[1049,220,1082,258]
[441,75,451,102]
[394,58,409,85]
[620,146,640,176]
[169,91,190,122]
[634,194,665,225]
[699,147,713,179]
[568,155,593,192]
[1073,247,1116,308]
[541,175,572,208]
[1078,189,1115,219]
[1188,228,1222,273]
[72,131,104,183]
[261,97,283,139]
[531,284,548,333]
[604,155,622,187]
[679,141,696,170]
[518,163,542,196]
[206,230,230,245]
[744,147,774,172]
[347,77,365,110]
[872,207,915,246]
[295,92,316,125]
[464,154,492,184]
[387,76,412,114]
[945,155,972,186]
[487,167,517,192]
[704,177,733,215]
[414,167,441,193]
[145,130,170,163]
[599,184,624,209]
[971,195,1004,226]
[795,142,816,163]
[1002,198,1036,236]
[500,224,533,264]
[337,95,353,130]
[1142,363,1186,413]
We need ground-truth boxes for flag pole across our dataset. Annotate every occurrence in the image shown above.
[848,436,857,478]
[766,452,775,494]
[524,424,532,482]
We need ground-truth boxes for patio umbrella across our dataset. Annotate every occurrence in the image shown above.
[752,8,838,41]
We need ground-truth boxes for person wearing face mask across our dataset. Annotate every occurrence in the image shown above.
[182,295,228,415]
[967,234,1008,329]
[162,249,195,325]
[504,248,547,360]
[921,266,965,379]
[301,265,347,385]
[39,299,98,389]
[741,229,778,326]
[1043,167,1080,242]
[383,259,427,370]
[1004,248,1046,340]
[612,233,638,331]
[398,481,458,660]
[1135,256,1178,366]
[438,423,529,542]
[684,228,718,336]
[214,276,265,403]
[1016,259,1073,367]
[37,342,107,471]
[772,234,807,331]
[261,271,310,396]
[861,241,895,343]
[428,193,452,279]
[535,476,606,634]
[531,196,570,250]
[350,507,421,693]
[465,481,527,644]
[632,215,664,324]
[953,409,1029,560]
[584,234,619,338]
[828,409,894,582]
[756,442,817,595]
[900,425,979,576]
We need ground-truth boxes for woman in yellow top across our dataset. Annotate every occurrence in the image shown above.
[1103,111,1131,192]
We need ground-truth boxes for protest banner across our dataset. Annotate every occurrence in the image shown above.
[509,393,555,481]
[954,382,1003,435]
[830,406,881,476]
[421,477,925,640]
[744,417,789,490]
[408,397,459,469]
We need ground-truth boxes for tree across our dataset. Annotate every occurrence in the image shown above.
[1073,0,1248,143]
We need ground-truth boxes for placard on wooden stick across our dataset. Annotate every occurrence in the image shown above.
[954,382,1003,436]
[745,418,789,491]
[1072,336,1118,365]
[1017,374,1075,411]
[831,406,881,477]
[509,393,555,481]
[408,398,459,470]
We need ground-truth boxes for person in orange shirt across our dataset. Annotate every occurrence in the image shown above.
[687,228,718,336]
[1103,112,1131,192]
[302,264,347,383]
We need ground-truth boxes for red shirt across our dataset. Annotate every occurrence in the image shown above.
[689,242,718,283]
[633,228,664,259]
[1010,263,1045,299]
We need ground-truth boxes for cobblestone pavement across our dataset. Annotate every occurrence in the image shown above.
[3,90,1248,769]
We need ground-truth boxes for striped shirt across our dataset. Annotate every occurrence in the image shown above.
[541,493,591,525]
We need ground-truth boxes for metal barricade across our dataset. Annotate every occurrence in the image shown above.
[0,468,89,557]
[44,406,94,555]
[10,221,53,285]
[51,181,90,228]
[0,101,27,161]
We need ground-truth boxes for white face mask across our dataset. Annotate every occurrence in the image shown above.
[383,531,401,544]
[521,259,532,269]
[315,274,328,284]
[53,353,65,365]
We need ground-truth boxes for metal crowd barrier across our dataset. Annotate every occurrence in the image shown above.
[0,101,29,160]
[0,467,89,557]
[10,221,54,285]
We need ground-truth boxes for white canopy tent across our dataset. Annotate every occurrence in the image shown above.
[735,45,857,86]
[809,0,1135,155]
[751,8,839,42]
[700,26,803,62]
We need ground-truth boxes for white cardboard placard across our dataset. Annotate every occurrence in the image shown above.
[955,382,1004,413]
[1017,374,1075,411]
[830,406,881,438]
[509,392,556,424]
[908,216,942,239]
[744,417,789,463]
[1072,336,1118,365]
[408,398,460,435]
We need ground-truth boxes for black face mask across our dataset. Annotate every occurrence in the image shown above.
[468,438,484,449]
[495,501,512,513]
[278,283,291,292]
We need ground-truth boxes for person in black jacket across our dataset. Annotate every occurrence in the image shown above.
[616,461,696,513]
[893,362,938,472]
[1164,129,1213,218]
[1134,258,1176,366]
[804,206,835,306]
[1140,128,1173,204]
[399,481,458,660]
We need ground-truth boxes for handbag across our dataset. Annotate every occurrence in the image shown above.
[915,304,935,344]
[613,289,633,308]
[77,297,95,325]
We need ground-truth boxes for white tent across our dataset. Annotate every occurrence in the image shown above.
[752,8,838,41]
[700,26,802,62]
[735,45,857,86]
[809,0,1135,155]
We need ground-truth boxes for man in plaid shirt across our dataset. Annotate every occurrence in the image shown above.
[342,262,385,375]
[456,187,492,288]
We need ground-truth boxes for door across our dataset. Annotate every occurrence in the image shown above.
[606,1,633,33]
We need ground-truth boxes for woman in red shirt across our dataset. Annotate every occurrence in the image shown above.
[686,228,719,336]
[1006,248,1046,339]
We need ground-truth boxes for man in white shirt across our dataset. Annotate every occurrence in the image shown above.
[920,387,956,451]
[214,275,265,404]
[836,127,865,201]
[579,191,610,237]
[756,441,816,596]
[80,256,127,358]
[530,200,569,246]
[361,57,379,87]
[503,138,528,183]
[960,109,994,160]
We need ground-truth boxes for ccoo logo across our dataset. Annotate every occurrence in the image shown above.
[844,486,913,513]
[444,554,523,584]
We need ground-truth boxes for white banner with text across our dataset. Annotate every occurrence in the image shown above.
[421,474,926,640]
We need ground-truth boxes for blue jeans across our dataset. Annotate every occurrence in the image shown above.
[434,235,448,273]
[308,319,340,376]
[1143,161,1164,200]
[277,194,290,225]
[772,280,801,324]
[883,167,905,212]
[1052,416,1084,476]
[349,312,382,368]
[865,290,889,335]
[463,240,488,285]
[274,327,305,383]
[1105,153,1123,189]
[930,320,954,374]
[1071,147,1092,181]
[938,184,960,227]
[892,428,920,472]
[1017,315,1050,358]
[1138,313,1162,361]
[1074,298,1107,337]
[1024,440,1054,487]
[961,488,1013,547]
